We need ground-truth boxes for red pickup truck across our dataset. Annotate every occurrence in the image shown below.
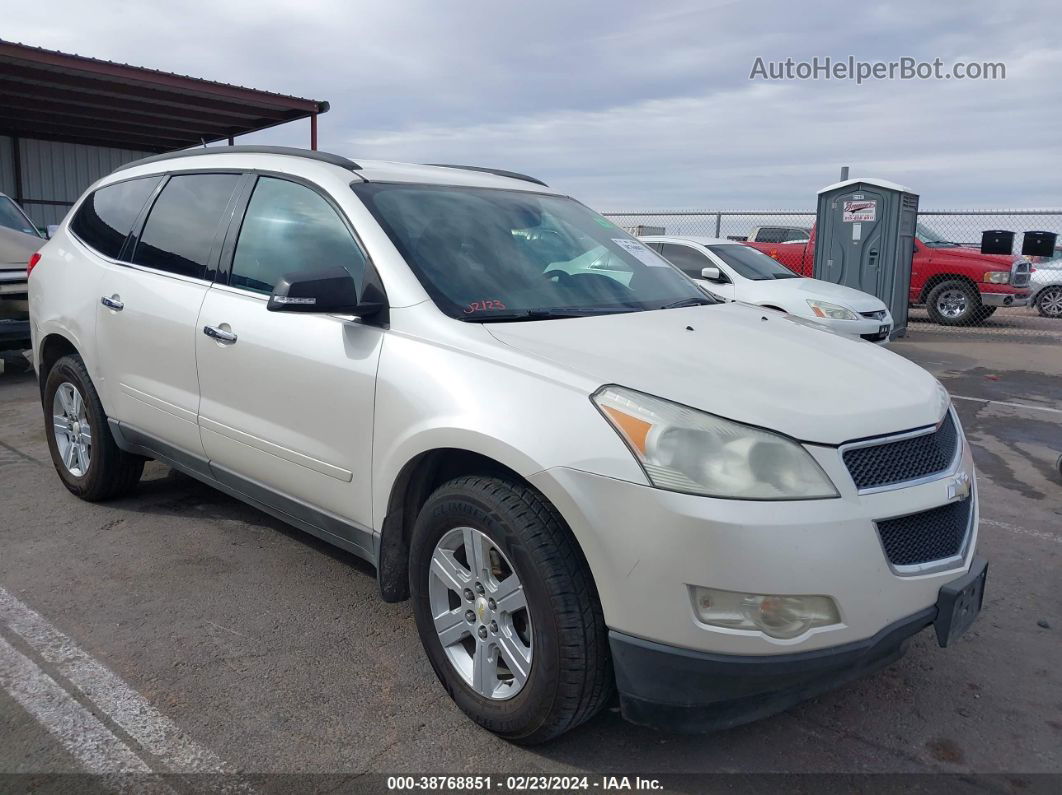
[745,222,1032,325]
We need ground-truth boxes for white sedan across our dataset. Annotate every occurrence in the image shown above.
[640,235,894,344]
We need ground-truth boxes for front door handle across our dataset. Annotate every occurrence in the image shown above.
[203,325,237,344]
[100,295,124,311]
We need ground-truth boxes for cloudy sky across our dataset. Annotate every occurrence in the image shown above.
[4,0,1061,209]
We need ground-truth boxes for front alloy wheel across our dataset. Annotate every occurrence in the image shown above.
[936,288,968,319]
[429,526,533,700]
[409,475,612,743]
[926,280,981,326]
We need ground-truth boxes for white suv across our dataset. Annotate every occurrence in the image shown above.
[29,146,986,743]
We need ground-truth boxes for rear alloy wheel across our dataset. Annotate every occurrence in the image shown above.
[410,475,611,744]
[53,382,93,477]
[926,280,982,326]
[1035,286,1062,318]
[43,354,144,501]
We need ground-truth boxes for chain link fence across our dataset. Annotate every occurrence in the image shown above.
[603,209,1062,332]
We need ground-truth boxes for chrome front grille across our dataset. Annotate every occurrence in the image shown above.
[860,310,887,321]
[842,411,959,491]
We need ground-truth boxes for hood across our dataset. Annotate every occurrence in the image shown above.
[737,277,887,312]
[0,225,40,269]
[933,246,1019,269]
[487,303,942,445]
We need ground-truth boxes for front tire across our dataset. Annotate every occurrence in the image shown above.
[43,354,144,501]
[409,475,611,744]
[926,280,982,326]
[1035,286,1062,318]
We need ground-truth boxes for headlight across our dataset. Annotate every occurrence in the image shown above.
[983,271,1010,283]
[690,586,841,639]
[806,299,859,320]
[593,385,838,500]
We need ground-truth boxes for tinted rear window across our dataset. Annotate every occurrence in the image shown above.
[70,177,161,258]
[131,174,240,279]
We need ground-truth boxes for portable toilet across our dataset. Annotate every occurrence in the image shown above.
[813,178,919,338]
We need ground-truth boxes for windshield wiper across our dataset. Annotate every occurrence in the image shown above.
[658,296,716,310]
[467,307,635,323]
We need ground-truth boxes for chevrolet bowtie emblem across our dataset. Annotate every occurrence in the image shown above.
[947,472,971,501]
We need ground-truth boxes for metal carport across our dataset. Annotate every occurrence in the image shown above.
[0,40,329,228]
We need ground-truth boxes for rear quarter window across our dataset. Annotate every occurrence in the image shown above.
[70,177,161,259]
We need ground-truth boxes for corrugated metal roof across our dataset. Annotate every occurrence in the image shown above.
[0,40,329,152]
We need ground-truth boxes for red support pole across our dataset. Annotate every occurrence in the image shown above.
[310,113,318,151]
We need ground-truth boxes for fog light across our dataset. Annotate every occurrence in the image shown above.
[690,586,840,639]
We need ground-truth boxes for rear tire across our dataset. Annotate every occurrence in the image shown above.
[1035,286,1062,318]
[43,354,144,501]
[926,280,981,326]
[409,475,611,744]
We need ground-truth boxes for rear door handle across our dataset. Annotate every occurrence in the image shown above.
[100,295,124,311]
[203,325,237,344]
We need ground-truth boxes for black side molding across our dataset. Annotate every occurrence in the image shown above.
[108,419,375,563]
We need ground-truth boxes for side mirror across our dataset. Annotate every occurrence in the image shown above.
[701,266,722,281]
[267,266,382,316]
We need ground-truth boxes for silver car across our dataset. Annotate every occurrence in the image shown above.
[0,209,42,350]
[1030,254,1062,318]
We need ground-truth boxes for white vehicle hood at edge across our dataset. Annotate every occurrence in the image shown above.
[486,302,941,445]
[735,277,887,312]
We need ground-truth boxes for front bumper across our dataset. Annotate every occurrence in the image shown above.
[980,291,1029,307]
[611,608,932,732]
[530,431,978,658]
[812,314,893,345]
[610,557,987,732]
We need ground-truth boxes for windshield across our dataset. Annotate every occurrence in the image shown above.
[707,244,799,280]
[352,183,713,320]
[916,222,960,247]
[0,197,41,238]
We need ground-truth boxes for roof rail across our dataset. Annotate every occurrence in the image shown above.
[115,145,361,173]
[425,164,548,187]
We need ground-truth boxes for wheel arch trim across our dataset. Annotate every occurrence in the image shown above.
[374,434,565,603]
[36,327,85,398]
